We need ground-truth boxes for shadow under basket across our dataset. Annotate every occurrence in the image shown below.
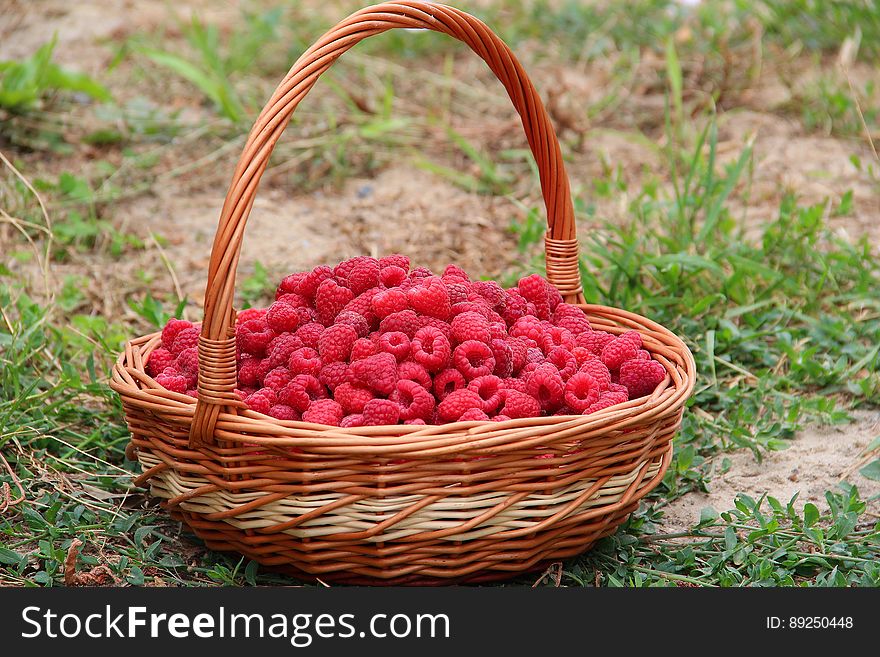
[110,1,696,585]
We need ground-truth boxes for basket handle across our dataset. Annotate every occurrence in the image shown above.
[190,1,582,446]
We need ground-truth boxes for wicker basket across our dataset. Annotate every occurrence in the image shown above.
[111,1,696,585]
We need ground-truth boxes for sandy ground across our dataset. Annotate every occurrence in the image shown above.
[3,0,879,531]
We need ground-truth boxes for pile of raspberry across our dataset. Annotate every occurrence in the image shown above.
[147,256,666,427]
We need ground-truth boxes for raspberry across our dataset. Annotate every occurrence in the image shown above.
[470,280,505,309]
[349,352,398,395]
[266,301,302,333]
[498,389,540,419]
[263,366,292,391]
[433,368,466,401]
[571,346,595,367]
[563,372,602,412]
[459,408,489,421]
[333,310,370,338]
[619,359,666,399]
[510,316,545,343]
[526,363,564,411]
[147,347,176,377]
[267,334,304,368]
[379,265,407,288]
[340,414,365,428]
[397,360,432,390]
[377,331,411,362]
[235,386,257,401]
[488,322,507,341]
[275,292,309,308]
[492,414,512,422]
[526,347,545,365]
[409,266,434,280]
[501,290,529,326]
[236,357,262,387]
[295,322,325,349]
[371,288,409,318]
[450,300,490,319]
[546,284,563,311]
[350,337,378,361]
[489,338,513,377]
[245,390,275,414]
[390,379,435,422]
[610,382,629,395]
[445,282,470,305]
[539,326,575,353]
[289,347,322,376]
[621,330,643,348]
[318,324,358,363]
[407,277,451,320]
[579,359,612,390]
[343,288,381,330]
[453,340,496,380]
[235,308,267,325]
[161,318,193,350]
[347,259,380,295]
[276,272,307,297]
[171,326,200,356]
[442,264,470,282]
[175,347,199,385]
[315,279,354,325]
[319,361,351,392]
[414,315,452,339]
[585,390,628,414]
[237,318,275,357]
[404,418,426,426]
[437,389,484,422]
[300,265,335,301]
[546,346,577,380]
[552,303,585,322]
[637,349,652,360]
[507,337,529,374]
[411,326,451,372]
[379,254,410,271]
[302,399,344,426]
[335,256,374,283]
[362,398,401,426]
[577,330,615,355]
[268,404,300,421]
[467,375,503,414]
[502,377,528,394]
[155,368,187,394]
[335,382,375,414]
[517,273,549,307]
[379,309,419,337]
[601,335,641,371]
[279,374,325,412]
[451,311,490,345]
[555,313,592,336]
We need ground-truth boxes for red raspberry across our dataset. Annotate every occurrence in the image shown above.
[451,311,490,345]
[579,359,612,390]
[160,318,193,349]
[390,379,435,422]
[498,389,541,419]
[347,259,380,295]
[453,340,496,380]
[279,374,325,412]
[555,313,591,336]
[362,398,401,426]
[267,334,304,368]
[433,368,466,401]
[510,316,545,343]
[547,284,563,311]
[263,366,292,391]
[407,276,451,320]
[302,399,344,426]
[318,324,358,363]
[621,330,643,348]
[450,300,490,319]
[340,414,365,428]
[171,326,200,356]
[379,309,419,337]
[539,326,575,354]
[335,382,375,414]
[610,382,629,395]
[414,316,452,339]
[619,359,665,399]
[601,335,641,371]
[552,303,584,322]
[526,347,545,365]
[397,360,432,390]
[349,352,398,395]
[237,318,275,357]
[526,363,565,411]
[470,280,505,309]
[343,288,381,330]
[268,404,300,421]
[405,418,426,426]
[350,337,378,361]
[155,368,187,394]
[492,414,512,422]
[175,347,199,385]
[501,290,529,326]
[236,357,262,387]
[488,322,507,341]
[564,372,602,412]
[467,375,503,414]
[235,308,267,325]
[235,386,257,401]
[300,265,334,301]
[315,279,354,326]
[444,282,469,305]
[147,347,176,377]
[502,377,528,394]
[517,273,549,307]
[507,336,529,374]
[437,389,484,422]
[546,346,577,380]
[585,390,628,414]
[295,322,325,349]
[442,264,470,282]
[334,256,374,283]
[571,346,595,367]
[333,310,370,338]
[245,389,276,414]
[577,330,615,355]
[411,326,451,372]
[276,271,307,297]
[275,292,309,308]
[266,301,302,333]
[489,338,513,377]
[377,331,411,362]
[289,347,322,376]
[637,349,652,360]
[459,408,489,421]
[319,361,351,391]
[409,266,434,280]
[371,288,409,318]
[379,265,407,288]
[379,254,410,271]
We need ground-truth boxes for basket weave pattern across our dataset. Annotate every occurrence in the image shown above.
[111,1,695,584]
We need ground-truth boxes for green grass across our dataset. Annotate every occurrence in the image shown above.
[1,0,878,587]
